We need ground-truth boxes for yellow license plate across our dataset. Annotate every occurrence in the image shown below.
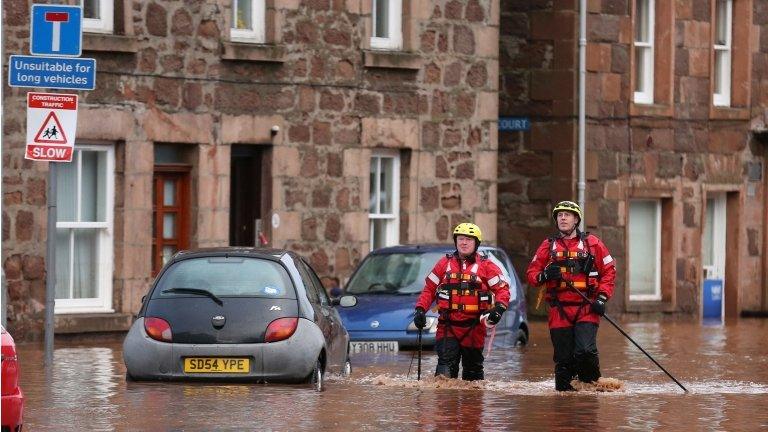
[184,357,250,373]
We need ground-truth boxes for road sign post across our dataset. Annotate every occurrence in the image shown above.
[23,4,89,369]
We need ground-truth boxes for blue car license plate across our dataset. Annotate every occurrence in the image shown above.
[350,341,399,354]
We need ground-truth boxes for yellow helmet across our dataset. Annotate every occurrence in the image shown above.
[552,200,583,223]
[453,223,482,243]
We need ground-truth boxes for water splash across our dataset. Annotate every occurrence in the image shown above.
[350,374,768,396]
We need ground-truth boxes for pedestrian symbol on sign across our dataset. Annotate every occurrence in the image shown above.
[34,111,68,144]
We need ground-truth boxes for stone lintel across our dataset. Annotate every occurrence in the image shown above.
[142,110,213,144]
[221,114,284,144]
[78,107,136,141]
[361,117,419,150]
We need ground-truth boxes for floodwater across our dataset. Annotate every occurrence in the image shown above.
[15,318,768,431]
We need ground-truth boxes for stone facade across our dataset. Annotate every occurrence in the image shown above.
[499,0,768,317]
[2,0,501,339]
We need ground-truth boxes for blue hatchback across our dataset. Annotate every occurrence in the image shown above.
[337,244,529,354]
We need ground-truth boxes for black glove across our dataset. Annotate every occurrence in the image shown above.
[413,307,427,329]
[486,303,507,326]
[592,293,608,316]
[537,264,562,284]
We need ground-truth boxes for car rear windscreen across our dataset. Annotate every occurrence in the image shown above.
[345,252,445,295]
[153,257,296,299]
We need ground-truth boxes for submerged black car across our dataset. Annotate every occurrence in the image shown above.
[123,248,354,391]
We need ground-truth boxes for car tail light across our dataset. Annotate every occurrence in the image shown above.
[1,353,19,395]
[144,317,173,342]
[265,317,298,342]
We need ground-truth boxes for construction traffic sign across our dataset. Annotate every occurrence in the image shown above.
[25,92,78,162]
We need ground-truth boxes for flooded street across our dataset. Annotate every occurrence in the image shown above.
[16,318,768,431]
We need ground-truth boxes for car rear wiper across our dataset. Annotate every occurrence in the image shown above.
[162,287,223,306]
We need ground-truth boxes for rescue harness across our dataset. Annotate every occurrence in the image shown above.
[544,231,599,324]
[436,253,494,342]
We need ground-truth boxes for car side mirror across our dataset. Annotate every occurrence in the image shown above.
[338,295,357,307]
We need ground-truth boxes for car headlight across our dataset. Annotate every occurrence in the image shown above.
[407,316,438,333]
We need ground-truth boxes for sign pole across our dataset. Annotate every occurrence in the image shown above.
[44,163,57,368]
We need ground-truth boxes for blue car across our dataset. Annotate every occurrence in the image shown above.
[337,244,529,354]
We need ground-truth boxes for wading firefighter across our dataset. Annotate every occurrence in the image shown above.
[413,223,510,380]
[526,201,616,391]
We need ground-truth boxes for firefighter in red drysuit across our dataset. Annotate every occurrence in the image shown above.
[413,223,510,380]
[526,201,616,391]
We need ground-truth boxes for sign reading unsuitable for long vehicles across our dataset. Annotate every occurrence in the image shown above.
[26,92,78,162]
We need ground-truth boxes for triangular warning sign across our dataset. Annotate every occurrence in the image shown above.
[33,111,68,144]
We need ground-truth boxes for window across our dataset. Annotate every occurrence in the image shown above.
[713,0,732,106]
[628,200,661,300]
[633,0,655,104]
[55,145,114,313]
[81,0,114,34]
[371,0,402,50]
[369,150,400,250]
[230,0,266,43]
[702,195,726,280]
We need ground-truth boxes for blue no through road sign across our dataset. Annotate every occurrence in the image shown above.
[30,4,83,57]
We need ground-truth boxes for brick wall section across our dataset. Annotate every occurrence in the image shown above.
[499,0,767,316]
[2,0,501,338]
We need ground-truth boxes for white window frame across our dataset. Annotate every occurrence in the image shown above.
[628,199,662,301]
[633,0,655,104]
[230,0,266,43]
[81,0,114,34]
[370,0,402,50]
[702,195,726,280]
[369,150,400,251]
[713,0,732,107]
[55,145,115,314]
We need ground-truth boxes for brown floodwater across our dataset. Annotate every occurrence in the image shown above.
[14,318,768,431]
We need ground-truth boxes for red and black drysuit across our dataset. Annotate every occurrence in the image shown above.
[526,230,616,390]
[415,251,510,380]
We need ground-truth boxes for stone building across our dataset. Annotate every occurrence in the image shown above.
[499,0,768,318]
[2,0,501,338]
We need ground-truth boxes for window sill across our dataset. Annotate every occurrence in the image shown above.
[83,34,138,53]
[709,105,750,120]
[363,50,422,70]
[221,42,286,63]
[629,102,673,118]
[54,312,133,334]
[625,300,675,313]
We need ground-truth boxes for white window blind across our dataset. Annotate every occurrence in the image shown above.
[371,0,402,50]
[369,150,400,250]
[628,200,661,300]
[633,0,655,104]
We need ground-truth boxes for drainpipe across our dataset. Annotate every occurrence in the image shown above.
[578,0,587,225]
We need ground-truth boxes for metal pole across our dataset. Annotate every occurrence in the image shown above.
[44,163,57,368]
[417,329,422,380]
[569,286,688,393]
[577,0,587,228]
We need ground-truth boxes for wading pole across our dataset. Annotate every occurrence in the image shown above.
[417,328,422,380]
[571,287,688,393]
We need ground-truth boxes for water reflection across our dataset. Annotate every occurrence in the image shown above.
[13,319,768,430]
